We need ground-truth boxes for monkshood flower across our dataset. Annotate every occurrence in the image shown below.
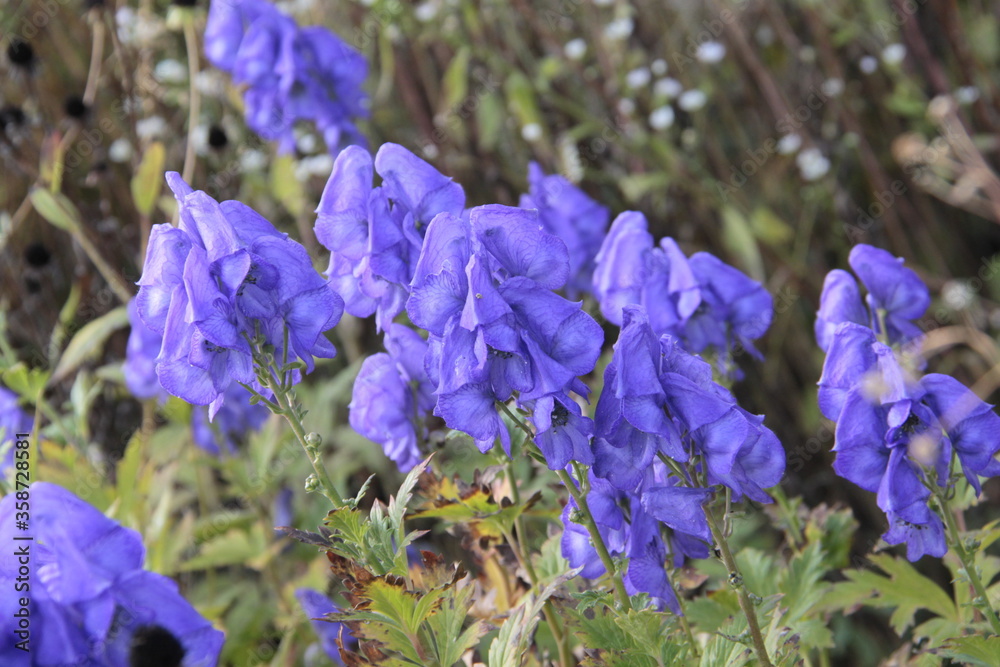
[315,144,465,329]
[0,482,223,666]
[204,0,368,153]
[561,466,711,613]
[0,385,32,475]
[593,211,771,362]
[124,298,167,401]
[818,322,1000,560]
[592,306,785,499]
[408,205,603,459]
[296,588,356,665]
[518,162,609,297]
[815,244,929,351]
[191,383,269,455]
[349,324,434,472]
[136,172,343,415]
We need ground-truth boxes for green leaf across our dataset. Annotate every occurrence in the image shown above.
[2,363,50,401]
[489,570,577,667]
[270,153,305,217]
[131,142,166,216]
[938,636,1000,666]
[51,306,129,383]
[721,206,765,282]
[441,46,471,114]
[29,186,82,232]
[504,71,542,129]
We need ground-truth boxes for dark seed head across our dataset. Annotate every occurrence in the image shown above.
[207,124,228,149]
[129,625,186,667]
[7,41,35,69]
[172,0,198,6]
[0,106,26,130]
[64,95,88,119]
[24,242,51,268]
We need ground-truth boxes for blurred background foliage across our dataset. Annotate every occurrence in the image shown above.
[3,0,1000,664]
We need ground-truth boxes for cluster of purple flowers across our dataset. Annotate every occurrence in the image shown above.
[0,483,223,666]
[135,172,343,416]
[0,385,32,476]
[126,301,269,455]
[594,211,773,365]
[562,306,785,611]
[204,0,368,153]
[315,143,466,330]
[816,245,1000,560]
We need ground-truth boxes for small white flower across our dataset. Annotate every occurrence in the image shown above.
[192,124,209,156]
[859,56,878,74]
[564,38,587,60]
[422,143,440,159]
[882,43,906,66]
[136,116,167,141]
[649,106,675,130]
[617,98,635,115]
[195,70,225,96]
[820,78,844,98]
[653,77,683,99]
[109,138,133,163]
[294,154,334,181]
[240,149,267,172]
[942,280,975,310]
[777,134,802,155]
[154,59,187,85]
[415,1,438,22]
[296,132,318,154]
[625,67,651,89]
[678,89,707,112]
[604,17,633,40]
[650,59,668,76]
[521,123,543,142]
[955,86,980,105]
[696,41,726,63]
[796,147,830,181]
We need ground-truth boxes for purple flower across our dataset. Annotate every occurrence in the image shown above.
[815,244,929,351]
[315,144,465,329]
[349,325,433,471]
[191,383,269,456]
[205,0,368,153]
[124,299,166,401]
[518,163,609,297]
[296,588,356,663]
[0,386,32,476]
[528,393,594,470]
[0,483,224,666]
[593,212,771,365]
[136,173,342,414]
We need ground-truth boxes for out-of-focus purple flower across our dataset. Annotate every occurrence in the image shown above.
[191,383,269,456]
[518,163,609,297]
[296,588,355,664]
[0,385,32,476]
[124,299,166,401]
[593,212,771,366]
[136,172,342,414]
[316,144,465,329]
[205,0,368,153]
[815,244,929,351]
[349,324,433,472]
[0,482,224,666]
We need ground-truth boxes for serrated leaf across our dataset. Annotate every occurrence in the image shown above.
[29,186,82,232]
[937,635,1000,666]
[51,306,129,383]
[1,363,50,401]
[490,570,578,667]
[131,142,166,216]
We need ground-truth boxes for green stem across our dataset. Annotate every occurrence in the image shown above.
[497,401,632,610]
[503,460,573,667]
[704,507,773,667]
[935,487,1000,634]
